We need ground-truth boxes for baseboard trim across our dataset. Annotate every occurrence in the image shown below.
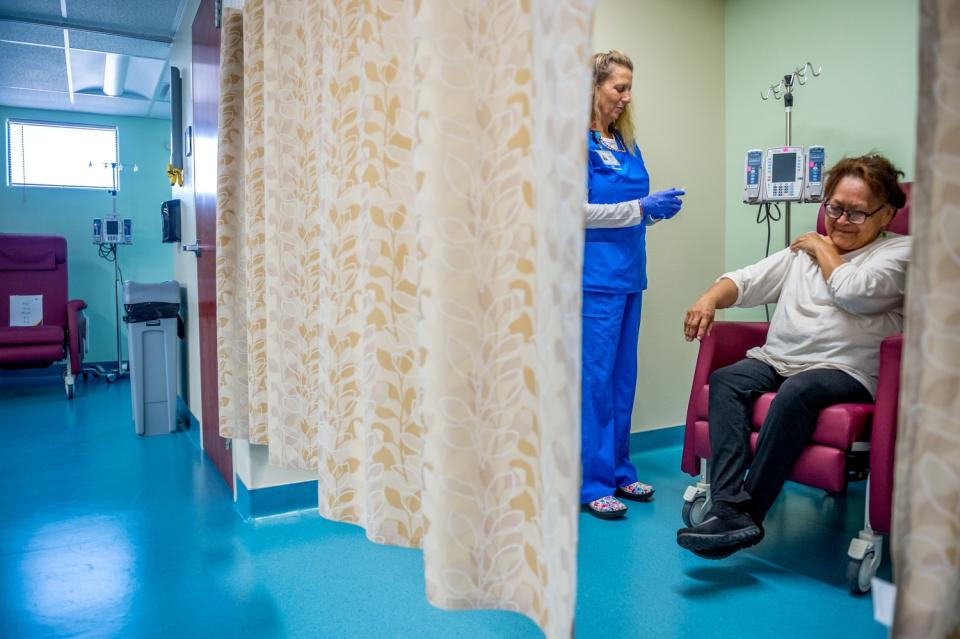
[630,425,684,451]
[235,477,319,520]
[177,396,201,450]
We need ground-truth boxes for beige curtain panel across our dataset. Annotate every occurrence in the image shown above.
[215,1,594,636]
[893,1,960,637]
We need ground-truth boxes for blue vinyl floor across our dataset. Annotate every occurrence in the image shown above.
[0,376,888,638]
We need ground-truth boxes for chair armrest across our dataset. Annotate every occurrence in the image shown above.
[67,299,87,375]
[868,333,903,535]
[681,321,769,476]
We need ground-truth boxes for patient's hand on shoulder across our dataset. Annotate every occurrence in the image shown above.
[791,232,828,257]
[790,232,842,280]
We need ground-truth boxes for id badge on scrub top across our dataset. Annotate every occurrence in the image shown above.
[595,149,621,168]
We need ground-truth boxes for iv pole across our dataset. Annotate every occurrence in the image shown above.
[108,243,126,382]
[84,160,137,383]
[105,162,127,383]
[761,62,822,247]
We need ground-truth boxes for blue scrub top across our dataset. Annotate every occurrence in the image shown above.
[583,131,650,293]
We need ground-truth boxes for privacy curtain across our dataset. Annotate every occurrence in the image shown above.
[216,1,593,636]
[892,1,960,636]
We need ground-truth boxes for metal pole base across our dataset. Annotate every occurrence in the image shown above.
[104,362,129,384]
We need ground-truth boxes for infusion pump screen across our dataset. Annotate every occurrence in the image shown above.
[106,219,119,235]
[771,153,797,182]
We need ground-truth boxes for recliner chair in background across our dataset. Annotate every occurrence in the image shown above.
[679,185,911,594]
[0,234,87,398]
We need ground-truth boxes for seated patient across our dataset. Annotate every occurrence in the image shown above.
[675,154,911,559]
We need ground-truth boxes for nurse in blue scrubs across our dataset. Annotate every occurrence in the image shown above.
[581,50,685,518]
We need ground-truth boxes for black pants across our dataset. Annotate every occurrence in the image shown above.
[707,358,872,522]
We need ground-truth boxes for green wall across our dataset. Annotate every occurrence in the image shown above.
[0,106,174,363]
[723,0,918,320]
[593,0,918,430]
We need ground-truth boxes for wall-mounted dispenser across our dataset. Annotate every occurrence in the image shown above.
[161,199,181,243]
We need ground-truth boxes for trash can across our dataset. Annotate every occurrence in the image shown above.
[123,280,182,436]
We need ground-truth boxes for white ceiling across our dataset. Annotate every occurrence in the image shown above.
[0,0,191,119]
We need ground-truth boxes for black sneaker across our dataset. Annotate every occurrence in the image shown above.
[684,526,766,560]
[676,503,763,557]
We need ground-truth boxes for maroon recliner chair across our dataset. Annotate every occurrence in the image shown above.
[0,234,87,398]
[679,185,910,594]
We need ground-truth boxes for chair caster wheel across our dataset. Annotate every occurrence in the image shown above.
[107,373,117,383]
[847,551,876,594]
[682,494,709,527]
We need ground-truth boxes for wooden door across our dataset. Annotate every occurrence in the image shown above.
[192,0,233,489]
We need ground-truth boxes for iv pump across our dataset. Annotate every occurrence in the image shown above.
[741,145,826,204]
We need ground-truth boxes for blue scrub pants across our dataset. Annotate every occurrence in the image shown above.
[580,290,642,503]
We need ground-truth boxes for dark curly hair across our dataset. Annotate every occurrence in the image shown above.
[824,154,907,210]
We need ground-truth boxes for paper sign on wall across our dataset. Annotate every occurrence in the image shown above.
[9,295,43,327]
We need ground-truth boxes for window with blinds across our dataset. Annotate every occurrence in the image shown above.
[6,119,119,190]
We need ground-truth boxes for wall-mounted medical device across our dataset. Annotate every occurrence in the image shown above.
[92,216,133,244]
[803,145,826,202]
[763,146,804,201]
[743,149,764,203]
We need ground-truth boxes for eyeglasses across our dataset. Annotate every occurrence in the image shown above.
[823,201,887,225]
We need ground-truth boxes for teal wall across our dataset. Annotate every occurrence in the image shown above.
[0,106,174,363]
[723,0,918,320]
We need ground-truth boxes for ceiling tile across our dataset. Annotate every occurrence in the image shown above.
[0,41,67,92]
[0,0,62,21]
[0,87,168,120]
[68,30,170,58]
[0,86,74,112]
[0,19,63,47]
[65,0,184,39]
[73,92,154,118]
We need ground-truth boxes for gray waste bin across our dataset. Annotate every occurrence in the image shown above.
[123,280,181,436]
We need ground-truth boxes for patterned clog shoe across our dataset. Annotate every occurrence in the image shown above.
[615,481,655,502]
[582,495,628,519]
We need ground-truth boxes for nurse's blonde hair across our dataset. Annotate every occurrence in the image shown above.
[592,50,637,154]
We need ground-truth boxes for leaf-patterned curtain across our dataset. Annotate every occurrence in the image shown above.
[216,2,593,636]
[892,1,960,636]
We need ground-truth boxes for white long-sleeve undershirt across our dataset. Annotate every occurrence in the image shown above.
[583,200,660,228]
